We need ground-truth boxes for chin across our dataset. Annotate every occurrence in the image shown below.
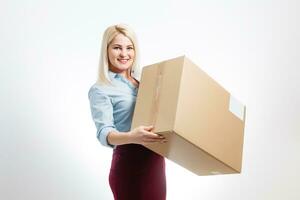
[116,65,130,71]
[118,63,133,69]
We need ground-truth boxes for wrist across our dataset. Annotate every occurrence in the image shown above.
[126,130,134,144]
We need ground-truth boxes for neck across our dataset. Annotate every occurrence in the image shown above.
[110,68,130,79]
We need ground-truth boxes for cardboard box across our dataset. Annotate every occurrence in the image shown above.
[131,56,246,175]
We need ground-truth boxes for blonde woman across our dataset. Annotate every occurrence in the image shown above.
[88,24,167,200]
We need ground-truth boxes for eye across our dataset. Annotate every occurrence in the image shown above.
[127,47,134,50]
[113,47,121,50]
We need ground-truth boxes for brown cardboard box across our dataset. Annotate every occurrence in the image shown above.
[131,56,246,175]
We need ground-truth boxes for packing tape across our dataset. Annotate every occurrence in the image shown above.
[149,61,166,130]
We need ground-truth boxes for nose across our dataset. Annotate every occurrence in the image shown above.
[120,48,127,57]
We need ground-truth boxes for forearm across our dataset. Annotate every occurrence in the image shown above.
[106,126,166,146]
[107,130,132,146]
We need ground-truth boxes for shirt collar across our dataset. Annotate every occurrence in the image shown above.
[108,70,138,91]
[108,70,118,80]
[108,70,140,82]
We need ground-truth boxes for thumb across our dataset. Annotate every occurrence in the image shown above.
[144,125,154,131]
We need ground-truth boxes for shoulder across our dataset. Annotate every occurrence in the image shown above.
[88,83,110,99]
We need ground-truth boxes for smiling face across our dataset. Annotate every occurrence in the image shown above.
[107,33,135,76]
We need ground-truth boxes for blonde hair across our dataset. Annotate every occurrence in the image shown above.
[97,24,141,84]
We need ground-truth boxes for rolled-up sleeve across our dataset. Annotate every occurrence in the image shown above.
[88,86,117,148]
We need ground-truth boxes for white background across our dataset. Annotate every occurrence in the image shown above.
[1,0,299,199]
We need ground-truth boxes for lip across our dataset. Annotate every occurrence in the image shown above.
[117,58,130,64]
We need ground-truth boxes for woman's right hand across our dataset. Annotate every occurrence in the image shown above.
[129,125,167,145]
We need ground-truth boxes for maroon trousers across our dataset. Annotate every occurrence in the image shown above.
[109,144,166,200]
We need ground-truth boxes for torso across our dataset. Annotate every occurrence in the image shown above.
[128,76,139,88]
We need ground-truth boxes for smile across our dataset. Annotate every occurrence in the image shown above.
[118,59,130,64]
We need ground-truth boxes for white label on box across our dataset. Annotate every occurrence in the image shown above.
[229,94,245,121]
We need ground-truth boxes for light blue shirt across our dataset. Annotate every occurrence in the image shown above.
[88,71,138,148]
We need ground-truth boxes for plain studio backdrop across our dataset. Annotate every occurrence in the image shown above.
[1,0,299,199]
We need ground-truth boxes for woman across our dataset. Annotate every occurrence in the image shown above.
[88,24,167,200]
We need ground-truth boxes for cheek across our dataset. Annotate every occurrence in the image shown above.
[130,51,135,58]
[108,50,117,61]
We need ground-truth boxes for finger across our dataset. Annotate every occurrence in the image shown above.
[143,138,167,143]
[144,131,165,139]
[144,136,166,141]
[143,125,154,131]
